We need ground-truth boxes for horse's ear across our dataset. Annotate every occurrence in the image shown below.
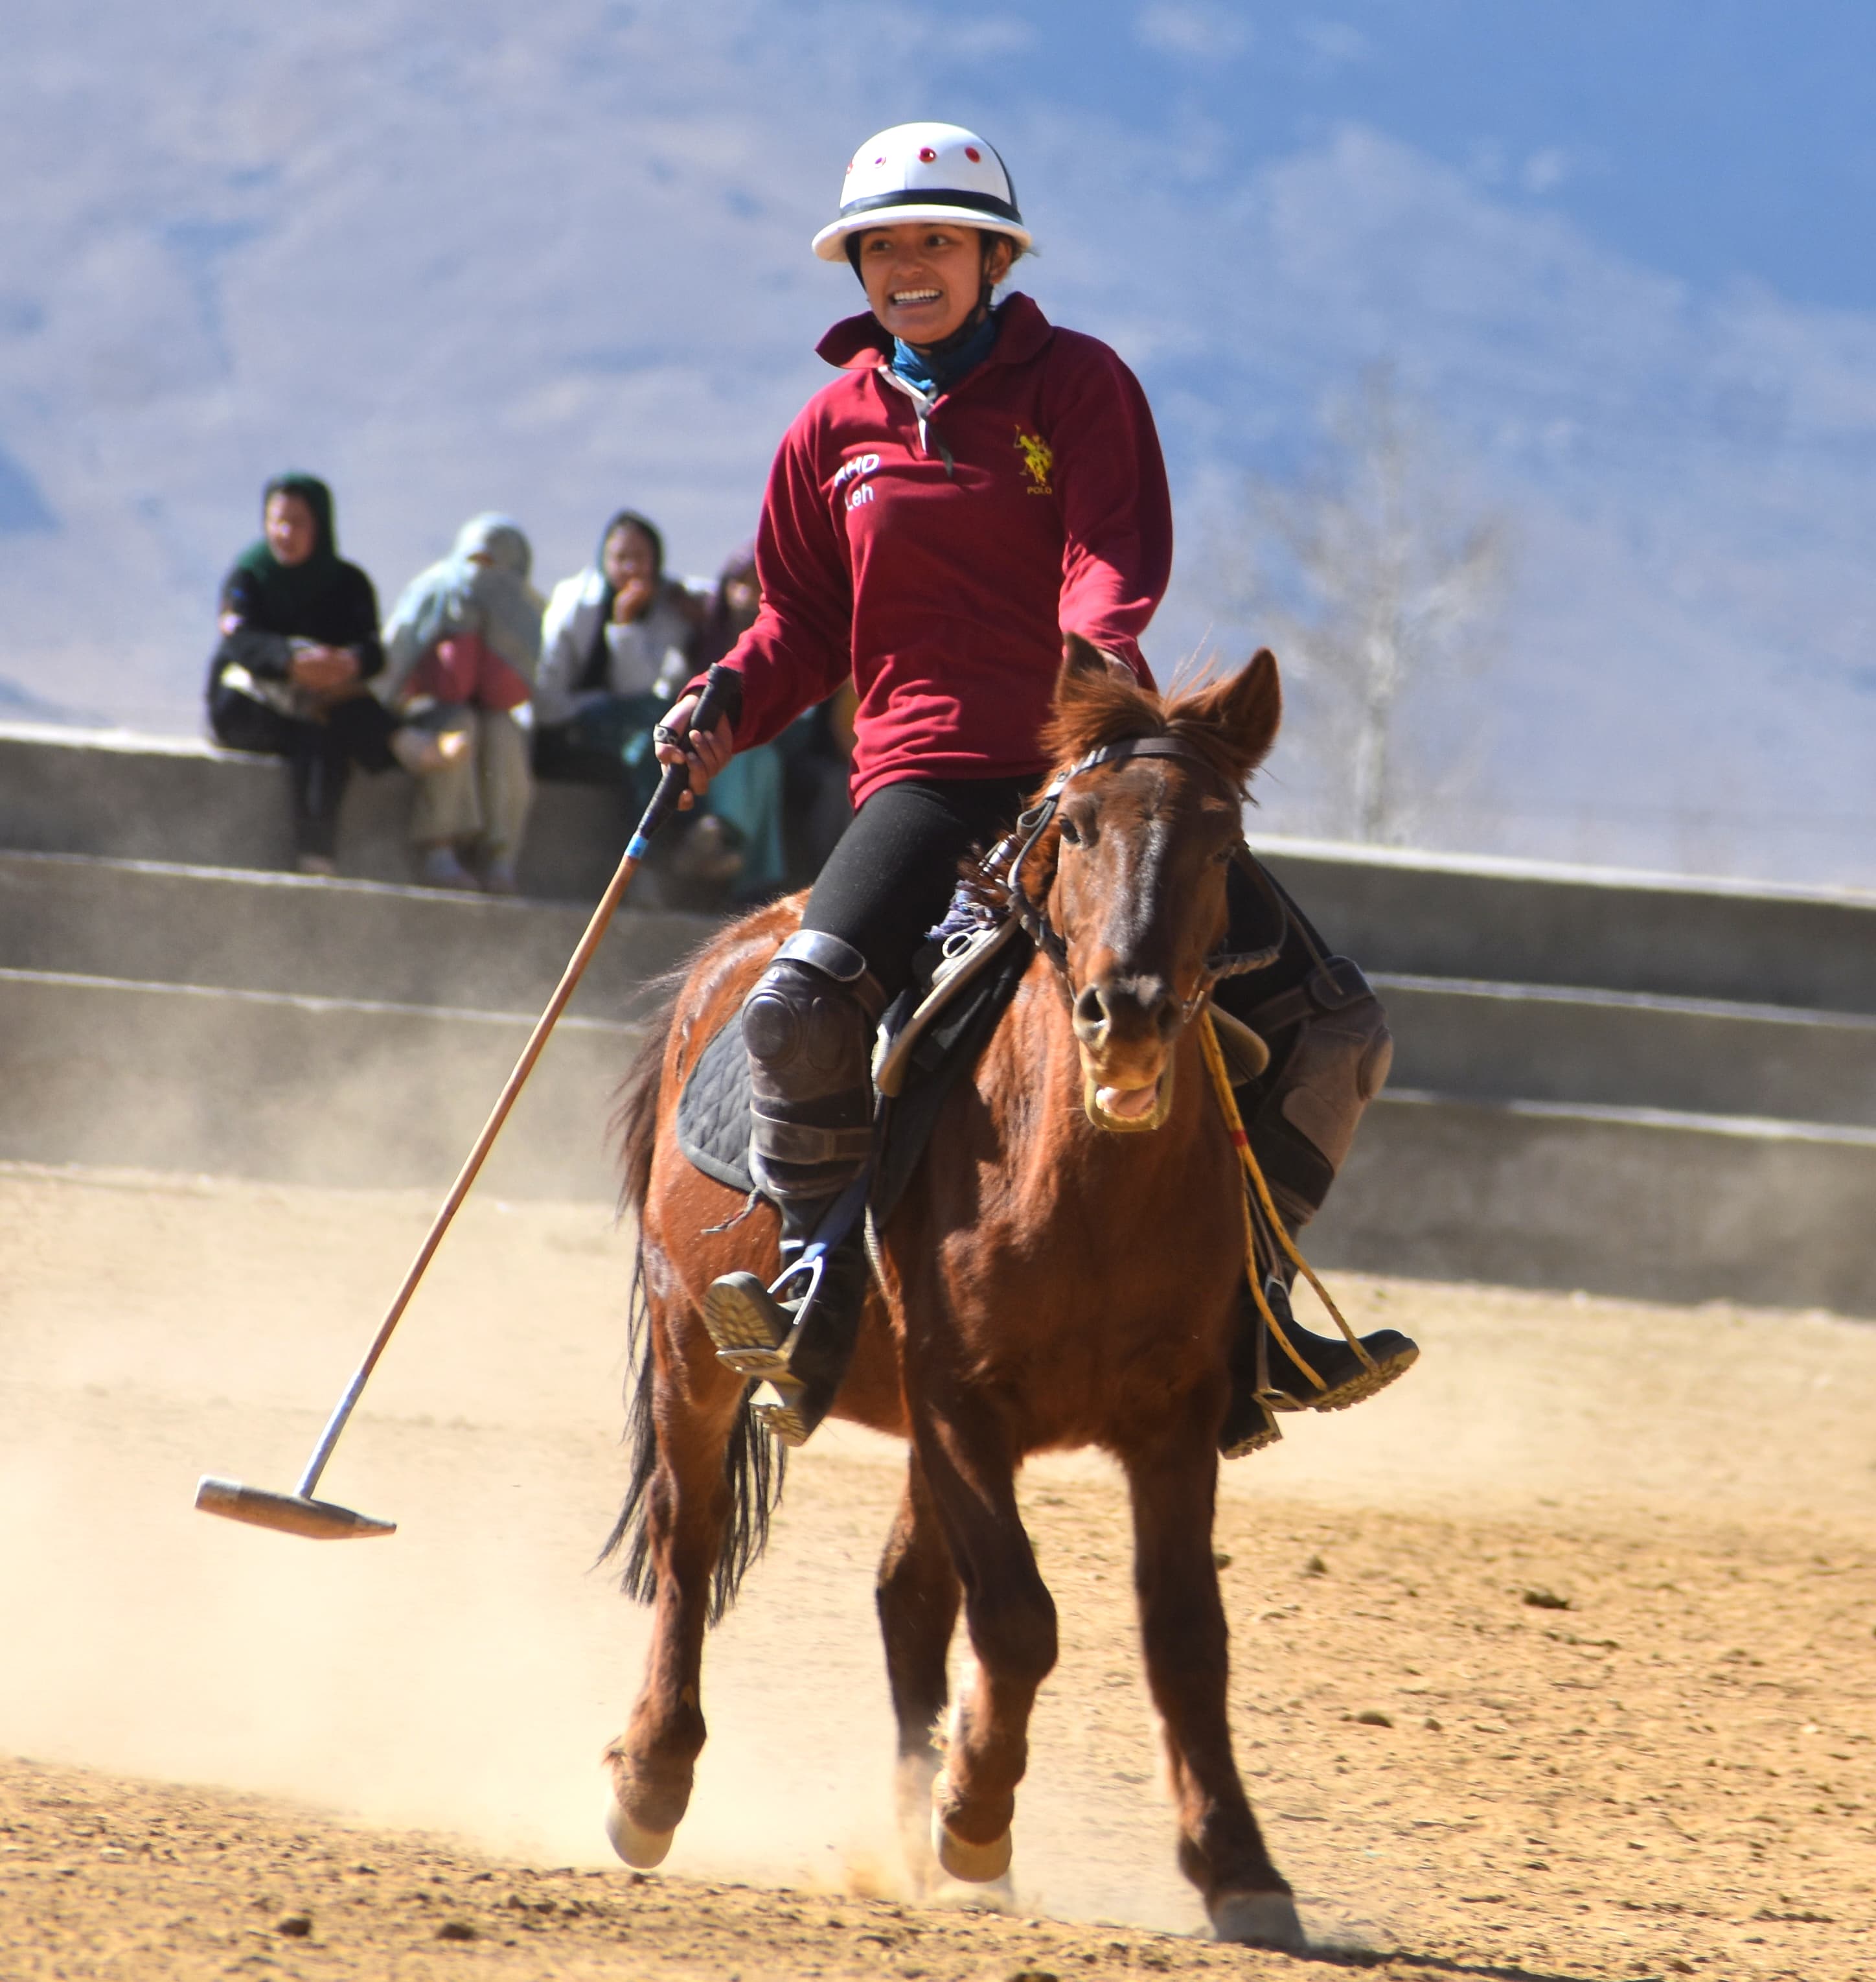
[1047,629,1160,760]
[1185,649,1283,783]
[1060,630,1109,680]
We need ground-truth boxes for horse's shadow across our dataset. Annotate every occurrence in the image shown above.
[1296,1943,1606,1982]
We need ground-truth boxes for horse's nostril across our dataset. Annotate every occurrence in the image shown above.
[1073,984,1107,1032]
[1154,997,1180,1042]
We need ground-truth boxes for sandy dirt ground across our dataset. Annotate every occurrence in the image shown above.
[2,1158,1873,1980]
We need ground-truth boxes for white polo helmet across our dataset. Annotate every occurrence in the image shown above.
[811,121,1031,262]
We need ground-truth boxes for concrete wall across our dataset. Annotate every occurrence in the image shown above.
[0,849,710,1018]
[1311,1092,1876,1316]
[4,723,1873,1315]
[0,723,642,903]
[12,723,1874,1009]
[0,967,633,1201]
[1256,836,1876,1013]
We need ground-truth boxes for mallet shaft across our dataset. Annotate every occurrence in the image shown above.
[278,665,738,1507]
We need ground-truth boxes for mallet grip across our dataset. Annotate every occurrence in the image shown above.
[629,663,740,857]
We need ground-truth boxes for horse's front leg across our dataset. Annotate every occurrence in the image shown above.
[1122,1418,1305,1950]
[908,1395,1057,1884]
[602,1272,748,1867]
[875,1450,962,1890]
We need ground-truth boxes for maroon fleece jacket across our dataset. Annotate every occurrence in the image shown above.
[700,292,1173,808]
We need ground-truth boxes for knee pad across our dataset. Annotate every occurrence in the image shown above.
[743,931,885,1189]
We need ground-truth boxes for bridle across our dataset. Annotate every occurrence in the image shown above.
[1003,733,1288,1019]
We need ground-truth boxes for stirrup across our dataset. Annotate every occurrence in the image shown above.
[702,1234,841,1378]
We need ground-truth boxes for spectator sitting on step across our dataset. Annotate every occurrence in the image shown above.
[207,472,463,877]
[382,513,542,893]
[534,510,751,899]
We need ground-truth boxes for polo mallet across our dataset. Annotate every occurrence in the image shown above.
[194,665,738,1541]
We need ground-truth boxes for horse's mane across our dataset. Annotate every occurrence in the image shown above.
[1039,641,1279,797]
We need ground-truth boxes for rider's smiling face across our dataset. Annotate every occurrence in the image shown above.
[856,224,1013,347]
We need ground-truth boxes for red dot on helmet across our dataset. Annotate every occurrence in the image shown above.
[965,146,981,162]
[919,146,937,163]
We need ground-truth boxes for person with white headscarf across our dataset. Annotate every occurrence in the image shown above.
[383,513,543,891]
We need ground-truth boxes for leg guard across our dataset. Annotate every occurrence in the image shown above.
[705,930,886,1447]
[1216,952,1414,1446]
[742,929,886,1206]
[1234,956,1394,1230]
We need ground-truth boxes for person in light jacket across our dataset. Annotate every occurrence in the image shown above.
[382,514,542,892]
[536,511,783,900]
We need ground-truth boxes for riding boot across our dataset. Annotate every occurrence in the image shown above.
[702,930,884,1449]
[708,1200,874,1447]
[1214,928,1421,1455]
[1247,1269,1419,1412]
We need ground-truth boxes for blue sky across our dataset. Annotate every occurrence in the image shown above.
[2,2,1871,879]
[921,1,1876,310]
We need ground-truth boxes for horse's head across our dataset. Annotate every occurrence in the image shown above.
[1014,634,1283,1133]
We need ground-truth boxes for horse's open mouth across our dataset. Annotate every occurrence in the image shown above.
[1081,1055,1176,1134]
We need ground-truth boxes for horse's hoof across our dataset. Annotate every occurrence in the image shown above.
[603,1788,676,1870]
[930,1808,1012,1884]
[1208,1889,1307,1950]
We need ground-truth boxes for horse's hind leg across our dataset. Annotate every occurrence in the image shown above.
[875,1451,961,1891]
[602,1290,749,1867]
[1122,1429,1304,1950]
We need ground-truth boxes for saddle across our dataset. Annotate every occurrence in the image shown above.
[675,912,1035,1226]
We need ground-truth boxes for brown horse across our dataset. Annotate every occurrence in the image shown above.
[601,642,1304,1948]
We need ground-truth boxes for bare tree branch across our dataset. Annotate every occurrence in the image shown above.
[1209,365,1513,844]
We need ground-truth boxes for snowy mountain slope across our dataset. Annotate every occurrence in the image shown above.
[2,3,1872,882]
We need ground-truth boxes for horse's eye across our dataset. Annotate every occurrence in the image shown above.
[1058,816,1082,847]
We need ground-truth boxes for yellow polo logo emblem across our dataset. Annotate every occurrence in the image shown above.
[1013,427,1054,495]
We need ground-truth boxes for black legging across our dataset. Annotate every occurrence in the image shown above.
[208,686,401,858]
[799,776,1031,1002]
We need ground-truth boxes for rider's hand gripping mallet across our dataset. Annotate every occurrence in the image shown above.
[194,666,738,1540]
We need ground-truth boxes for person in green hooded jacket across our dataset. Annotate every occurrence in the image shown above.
[207,473,459,874]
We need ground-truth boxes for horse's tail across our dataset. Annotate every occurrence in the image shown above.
[597,971,786,1626]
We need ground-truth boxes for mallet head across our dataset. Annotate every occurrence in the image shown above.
[194,1475,395,1540]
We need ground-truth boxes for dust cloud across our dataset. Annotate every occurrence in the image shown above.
[3,1160,1875,1958]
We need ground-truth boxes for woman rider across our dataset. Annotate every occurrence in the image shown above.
[656,122,1416,1448]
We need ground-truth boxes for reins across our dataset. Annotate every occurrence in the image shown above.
[1196,1010,1376,1398]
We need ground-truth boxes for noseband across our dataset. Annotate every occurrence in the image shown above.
[1004,733,1287,1014]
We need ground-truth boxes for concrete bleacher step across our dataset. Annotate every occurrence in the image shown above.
[0,967,637,1200]
[1376,973,1876,1129]
[4,722,1871,1312]
[8,958,1869,1310]
[1257,837,1876,1012]
[17,856,1875,1135]
[0,850,714,1017]
[1311,1090,1876,1317]
[0,723,655,904]
[10,725,1875,1004]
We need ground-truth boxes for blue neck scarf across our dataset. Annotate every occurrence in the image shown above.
[891,305,1002,400]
